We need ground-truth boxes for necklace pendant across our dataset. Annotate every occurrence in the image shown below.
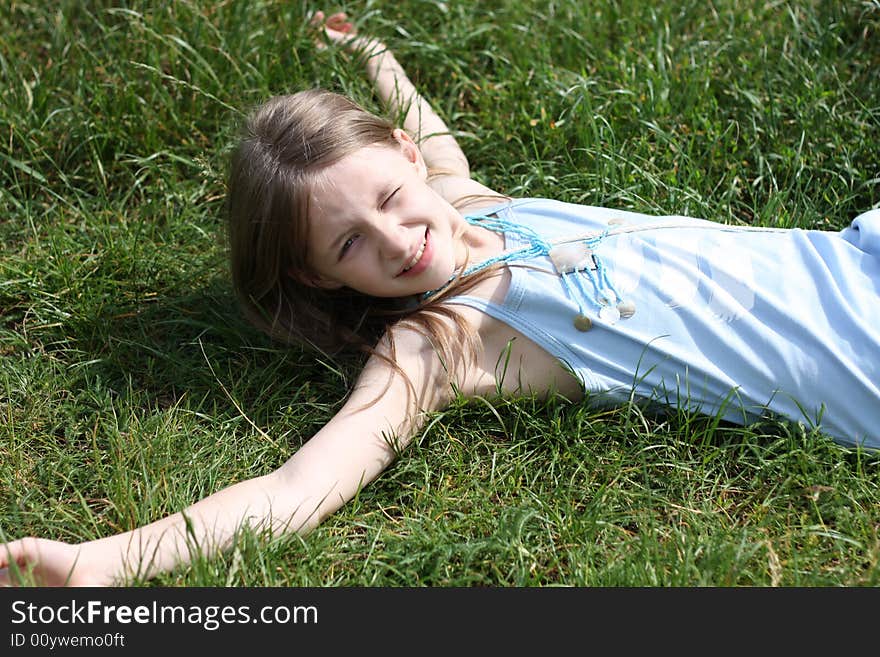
[617,300,636,319]
[598,305,620,323]
[573,314,593,332]
[549,243,596,274]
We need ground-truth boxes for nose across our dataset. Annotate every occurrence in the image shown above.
[374,219,409,259]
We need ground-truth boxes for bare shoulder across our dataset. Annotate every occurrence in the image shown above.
[432,281,586,402]
[352,321,458,416]
[361,304,509,414]
[355,282,584,421]
[428,174,509,213]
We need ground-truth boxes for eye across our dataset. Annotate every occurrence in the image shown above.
[381,186,401,208]
[340,234,359,258]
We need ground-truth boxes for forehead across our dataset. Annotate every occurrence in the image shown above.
[308,144,403,213]
[324,143,402,181]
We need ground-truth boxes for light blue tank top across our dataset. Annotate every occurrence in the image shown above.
[449,198,880,449]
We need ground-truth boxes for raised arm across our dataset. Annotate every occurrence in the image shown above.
[314,10,469,177]
[0,327,452,586]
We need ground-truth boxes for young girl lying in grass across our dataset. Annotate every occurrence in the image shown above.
[2,10,879,586]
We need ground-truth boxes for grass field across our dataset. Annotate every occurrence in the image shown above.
[1,0,879,586]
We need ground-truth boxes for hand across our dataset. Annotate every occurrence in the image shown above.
[0,537,107,587]
[310,9,385,58]
[310,9,354,47]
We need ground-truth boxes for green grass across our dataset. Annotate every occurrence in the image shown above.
[1,0,879,586]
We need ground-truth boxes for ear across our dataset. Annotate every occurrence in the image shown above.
[392,128,427,179]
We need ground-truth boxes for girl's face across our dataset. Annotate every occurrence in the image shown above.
[303,131,467,298]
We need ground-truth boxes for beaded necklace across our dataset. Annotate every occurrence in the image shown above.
[423,212,636,331]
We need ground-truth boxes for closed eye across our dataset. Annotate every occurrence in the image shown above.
[381,186,401,208]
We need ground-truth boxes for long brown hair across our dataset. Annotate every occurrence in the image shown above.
[227,89,503,382]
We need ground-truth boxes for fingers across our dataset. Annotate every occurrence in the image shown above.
[0,566,22,587]
[310,10,351,30]
[309,9,355,39]
[325,12,353,33]
[0,539,32,586]
[0,538,26,568]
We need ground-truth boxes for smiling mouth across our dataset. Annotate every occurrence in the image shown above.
[399,231,428,275]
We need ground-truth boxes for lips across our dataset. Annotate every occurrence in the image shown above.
[402,235,426,272]
[397,229,432,277]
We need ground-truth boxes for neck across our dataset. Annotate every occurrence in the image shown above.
[455,222,505,270]
[419,218,507,301]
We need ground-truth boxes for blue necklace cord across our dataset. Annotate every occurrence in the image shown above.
[421,210,635,328]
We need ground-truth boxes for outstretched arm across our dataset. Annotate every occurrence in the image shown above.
[0,328,452,586]
[314,10,470,177]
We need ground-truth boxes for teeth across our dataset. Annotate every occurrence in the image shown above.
[403,236,426,272]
